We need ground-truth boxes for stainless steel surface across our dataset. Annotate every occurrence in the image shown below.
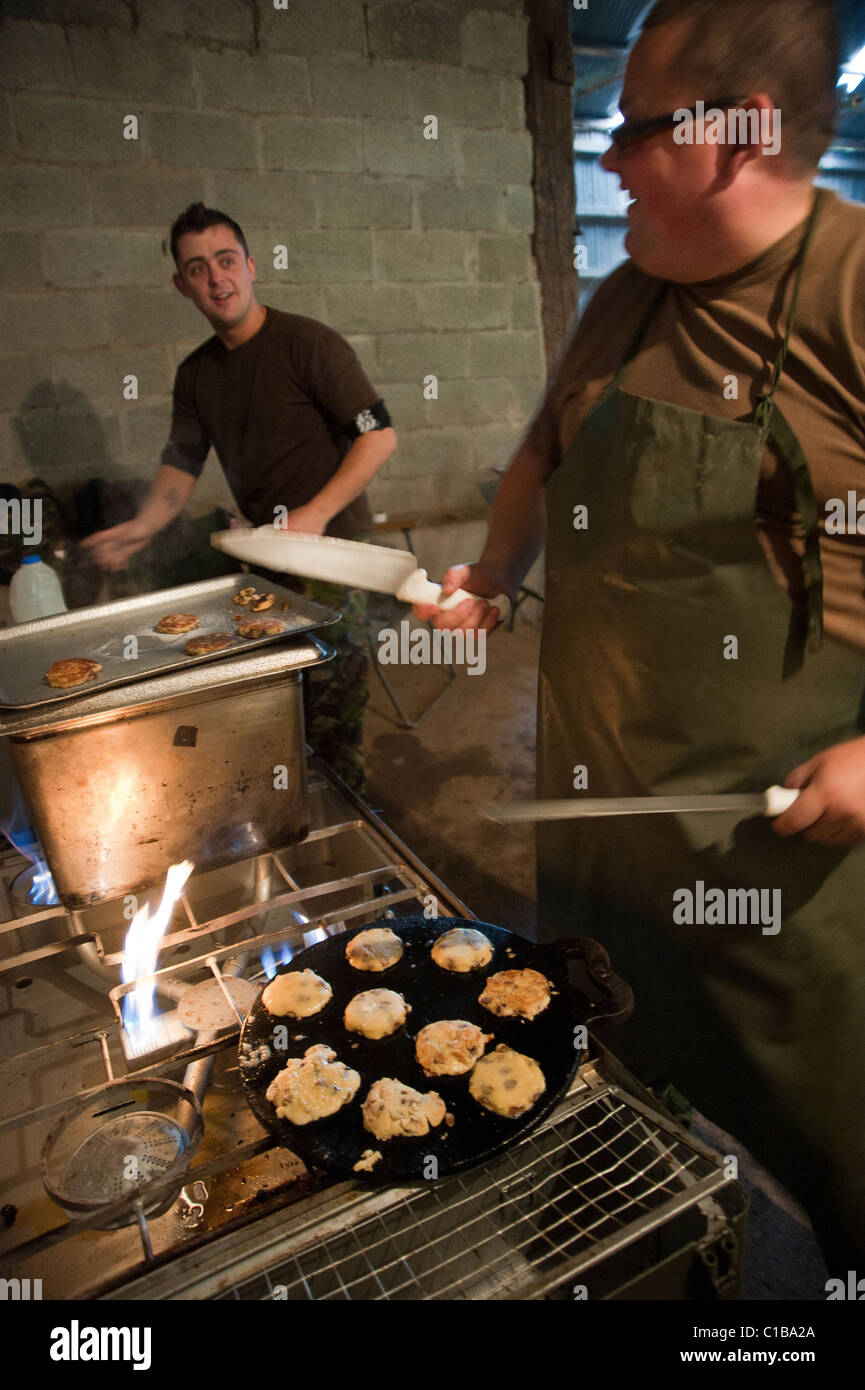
[0,765,744,1301]
[482,793,771,822]
[0,766,475,1297]
[105,1068,735,1301]
[0,574,338,709]
[3,642,331,909]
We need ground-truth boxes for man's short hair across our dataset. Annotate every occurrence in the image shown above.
[169,202,250,266]
[642,0,840,171]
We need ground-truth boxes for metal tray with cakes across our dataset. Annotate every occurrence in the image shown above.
[0,574,338,709]
[238,916,633,1182]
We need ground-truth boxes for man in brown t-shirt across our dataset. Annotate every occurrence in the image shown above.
[84,202,397,788]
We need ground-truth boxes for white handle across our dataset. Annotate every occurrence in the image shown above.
[396,568,512,625]
[763,785,800,817]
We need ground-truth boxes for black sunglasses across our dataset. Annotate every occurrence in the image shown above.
[609,97,744,152]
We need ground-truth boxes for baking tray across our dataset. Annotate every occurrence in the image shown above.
[239,916,633,1182]
[0,575,339,709]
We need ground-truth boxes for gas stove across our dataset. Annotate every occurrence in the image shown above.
[0,762,746,1301]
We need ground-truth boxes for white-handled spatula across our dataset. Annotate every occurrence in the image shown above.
[481,786,801,823]
[210,528,512,622]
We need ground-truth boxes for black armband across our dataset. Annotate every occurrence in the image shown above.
[343,399,392,439]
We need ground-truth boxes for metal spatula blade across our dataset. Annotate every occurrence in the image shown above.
[481,786,800,824]
[210,527,512,621]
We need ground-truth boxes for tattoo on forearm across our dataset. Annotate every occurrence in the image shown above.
[162,489,181,507]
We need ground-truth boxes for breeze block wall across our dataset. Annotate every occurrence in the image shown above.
[0,0,545,525]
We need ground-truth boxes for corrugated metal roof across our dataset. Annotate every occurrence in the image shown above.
[569,0,650,47]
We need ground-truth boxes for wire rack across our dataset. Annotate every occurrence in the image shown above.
[213,1074,728,1302]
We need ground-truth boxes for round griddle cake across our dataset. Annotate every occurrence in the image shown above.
[239,917,613,1182]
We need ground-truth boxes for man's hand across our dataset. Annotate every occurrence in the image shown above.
[81,518,154,571]
[773,735,865,846]
[413,561,512,634]
[274,504,330,536]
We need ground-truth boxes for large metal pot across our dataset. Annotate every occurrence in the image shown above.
[0,638,333,909]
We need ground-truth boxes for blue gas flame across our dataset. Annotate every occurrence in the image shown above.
[4,824,59,905]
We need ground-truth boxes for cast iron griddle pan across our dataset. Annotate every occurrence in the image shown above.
[238,916,633,1182]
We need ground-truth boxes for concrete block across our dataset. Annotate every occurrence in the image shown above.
[317,176,412,230]
[460,129,532,182]
[309,58,411,121]
[15,94,145,164]
[121,400,175,461]
[43,231,167,288]
[511,282,542,331]
[0,21,74,91]
[324,283,421,334]
[416,284,510,330]
[386,425,473,478]
[149,112,257,170]
[376,229,467,281]
[3,292,108,352]
[364,120,456,176]
[0,232,43,289]
[477,233,532,281]
[370,468,484,516]
[259,0,368,55]
[461,11,528,74]
[138,0,255,45]
[68,30,193,103]
[49,1,131,27]
[106,289,198,345]
[407,67,504,127]
[89,171,207,227]
[418,181,500,231]
[502,183,533,231]
[371,380,428,430]
[1,166,89,229]
[425,377,532,427]
[471,421,526,473]
[211,172,316,230]
[344,334,378,378]
[470,330,545,379]
[262,118,362,172]
[10,404,122,474]
[366,4,461,64]
[259,285,327,320]
[377,332,468,382]
[0,356,52,413]
[271,229,373,283]
[501,77,526,129]
[0,98,13,153]
[53,347,172,404]
[195,50,309,114]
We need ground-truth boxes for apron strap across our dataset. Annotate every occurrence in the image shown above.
[602,280,667,399]
[754,188,826,651]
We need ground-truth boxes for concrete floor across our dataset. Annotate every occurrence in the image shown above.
[362,603,830,1301]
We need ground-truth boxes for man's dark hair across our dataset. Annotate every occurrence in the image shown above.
[169,202,250,266]
[642,0,840,171]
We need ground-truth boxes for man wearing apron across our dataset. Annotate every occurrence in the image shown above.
[418,1,865,1274]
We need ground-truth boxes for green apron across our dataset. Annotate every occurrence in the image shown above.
[537,190,865,1270]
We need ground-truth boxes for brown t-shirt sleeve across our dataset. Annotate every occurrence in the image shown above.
[161,359,211,477]
[302,325,381,430]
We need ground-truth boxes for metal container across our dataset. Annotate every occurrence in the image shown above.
[0,637,333,909]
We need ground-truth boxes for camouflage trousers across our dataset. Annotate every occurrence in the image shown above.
[299,577,369,795]
[250,564,369,794]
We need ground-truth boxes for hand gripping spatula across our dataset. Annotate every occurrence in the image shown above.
[210,527,512,621]
[481,786,801,823]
